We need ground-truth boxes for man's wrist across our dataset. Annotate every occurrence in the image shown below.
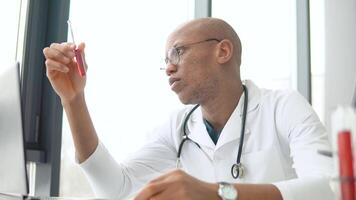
[62,92,85,108]
[206,183,220,200]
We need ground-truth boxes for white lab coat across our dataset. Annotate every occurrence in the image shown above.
[80,80,335,200]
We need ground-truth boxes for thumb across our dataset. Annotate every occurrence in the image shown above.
[77,42,88,71]
[77,42,86,52]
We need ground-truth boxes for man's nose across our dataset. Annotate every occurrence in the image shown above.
[165,63,177,76]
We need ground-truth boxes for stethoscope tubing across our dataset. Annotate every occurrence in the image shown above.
[236,84,248,166]
[177,104,201,159]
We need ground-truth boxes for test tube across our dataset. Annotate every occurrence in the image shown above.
[67,20,86,77]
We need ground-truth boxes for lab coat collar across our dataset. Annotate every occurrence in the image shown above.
[186,80,261,150]
[187,108,216,149]
[239,80,261,116]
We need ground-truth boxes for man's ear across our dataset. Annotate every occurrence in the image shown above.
[216,39,233,64]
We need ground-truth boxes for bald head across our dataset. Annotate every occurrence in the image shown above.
[164,18,244,106]
[167,18,242,67]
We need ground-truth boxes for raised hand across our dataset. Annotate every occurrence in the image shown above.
[43,42,87,104]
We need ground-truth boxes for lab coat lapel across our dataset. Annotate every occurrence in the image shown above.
[215,80,260,150]
[187,107,216,150]
[239,80,261,116]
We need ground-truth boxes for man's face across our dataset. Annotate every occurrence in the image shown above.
[165,32,220,105]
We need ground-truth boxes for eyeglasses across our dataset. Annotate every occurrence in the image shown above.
[164,38,221,66]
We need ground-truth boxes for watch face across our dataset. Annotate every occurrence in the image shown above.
[223,186,237,199]
[219,183,238,200]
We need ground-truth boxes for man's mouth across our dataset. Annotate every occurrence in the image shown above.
[169,77,182,91]
[169,77,180,86]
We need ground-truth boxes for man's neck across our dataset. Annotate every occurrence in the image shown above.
[201,81,244,132]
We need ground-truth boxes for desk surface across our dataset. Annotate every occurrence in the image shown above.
[0,193,104,200]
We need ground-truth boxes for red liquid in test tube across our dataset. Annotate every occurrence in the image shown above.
[338,130,356,200]
[74,49,85,76]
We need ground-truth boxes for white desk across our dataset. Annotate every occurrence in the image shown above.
[0,193,104,200]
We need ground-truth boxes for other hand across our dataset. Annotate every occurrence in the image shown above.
[134,169,219,200]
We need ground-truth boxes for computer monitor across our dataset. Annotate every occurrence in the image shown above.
[0,62,28,195]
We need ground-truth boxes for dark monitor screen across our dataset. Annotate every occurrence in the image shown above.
[0,62,28,195]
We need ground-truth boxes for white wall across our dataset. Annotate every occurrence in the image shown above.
[325,0,356,132]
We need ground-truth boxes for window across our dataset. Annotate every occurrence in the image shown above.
[310,0,326,123]
[212,0,297,90]
[60,1,192,197]
[0,0,24,69]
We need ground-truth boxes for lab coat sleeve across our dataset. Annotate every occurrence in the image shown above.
[79,122,177,199]
[272,91,335,200]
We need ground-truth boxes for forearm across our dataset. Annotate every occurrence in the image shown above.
[234,184,283,200]
[62,92,98,163]
[208,183,282,200]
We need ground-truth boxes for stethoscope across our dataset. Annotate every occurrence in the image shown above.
[176,85,248,179]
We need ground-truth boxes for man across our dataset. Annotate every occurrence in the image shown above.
[43,18,334,200]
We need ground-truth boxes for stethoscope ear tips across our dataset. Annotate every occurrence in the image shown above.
[231,163,244,179]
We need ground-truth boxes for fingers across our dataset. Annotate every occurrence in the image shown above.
[46,42,75,59]
[77,42,88,71]
[147,190,172,200]
[134,182,167,200]
[45,59,70,73]
[135,170,186,200]
[77,42,85,51]
[149,169,185,183]
[43,42,77,73]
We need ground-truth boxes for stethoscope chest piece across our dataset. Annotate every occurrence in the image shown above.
[231,163,244,179]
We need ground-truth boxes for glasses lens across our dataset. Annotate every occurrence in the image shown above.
[165,48,179,65]
[172,48,179,65]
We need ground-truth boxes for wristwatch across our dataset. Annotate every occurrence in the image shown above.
[218,182,238,200]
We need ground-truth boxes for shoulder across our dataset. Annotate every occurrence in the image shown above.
[245,80,308,111]
[265,88,314,122]
[246,80,317,125]
[264,89,307,107]
[255,83,323,134]
[266,89,313,118]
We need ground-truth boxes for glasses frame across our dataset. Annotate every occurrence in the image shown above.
[164,38,221,66]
